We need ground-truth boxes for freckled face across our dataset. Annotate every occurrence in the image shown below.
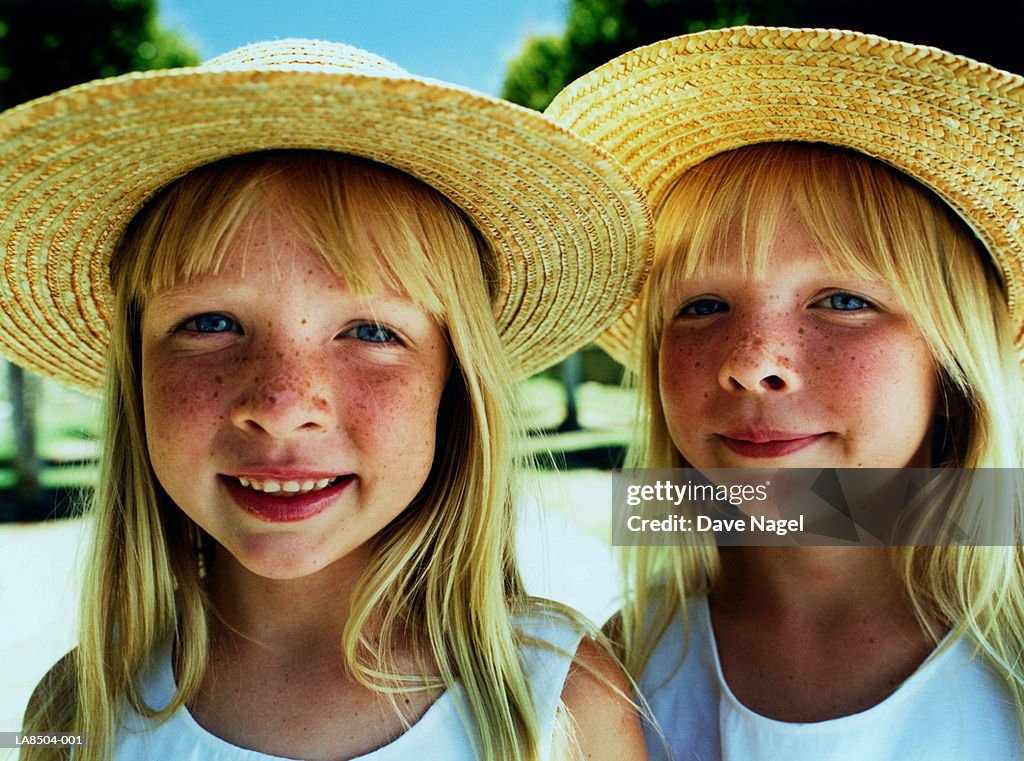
[140,212,451,579]
[658,215,939,469]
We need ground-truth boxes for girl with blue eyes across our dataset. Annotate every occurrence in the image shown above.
[5,40,653,761]
[547,27,1024,761]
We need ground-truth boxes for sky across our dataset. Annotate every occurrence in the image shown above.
[159,0,569,95]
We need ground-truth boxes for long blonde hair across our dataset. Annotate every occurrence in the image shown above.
[23,151,555,761]
[619,143,1024,726]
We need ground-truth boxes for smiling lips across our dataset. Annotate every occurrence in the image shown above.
[222,473,355,522]
[718,430,831,459]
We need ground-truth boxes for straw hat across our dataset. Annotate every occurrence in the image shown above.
[545,26,1024,367]
[0,39,653,390]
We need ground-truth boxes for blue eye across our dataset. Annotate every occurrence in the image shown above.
[679,299,729,317]
[352,324,398,343]
[182,313,239,333]
[817,293,871,311]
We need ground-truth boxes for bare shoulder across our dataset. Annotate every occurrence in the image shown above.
[23,649,76,726]
[559,636,648,761]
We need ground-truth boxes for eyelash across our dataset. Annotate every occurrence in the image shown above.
[811,292,874,311]
[676,298,728,318]
[344,323,400,344]
[177,313,240,334]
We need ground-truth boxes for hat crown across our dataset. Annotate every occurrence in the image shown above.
[203,38,409,78]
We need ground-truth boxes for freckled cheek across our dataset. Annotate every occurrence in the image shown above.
[659,330,717,397]
[657,334,713,446]
[865,347,937,416]
[816,330,937,419]
[342,371,447,476]
[140,357,227,463]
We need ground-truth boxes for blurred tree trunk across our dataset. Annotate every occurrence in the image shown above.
[557,353,582,432]
[7,362,39,503]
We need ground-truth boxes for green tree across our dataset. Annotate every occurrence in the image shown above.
[502,33,571,113]
[0,0,198,514]
[503,0,1024,110]
[0,0,199,110]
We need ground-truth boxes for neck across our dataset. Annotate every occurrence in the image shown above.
[206,546,369,655]
[713,545,910,621]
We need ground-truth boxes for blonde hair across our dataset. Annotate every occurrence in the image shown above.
[23,151,558,761]
[619,143,1024,727]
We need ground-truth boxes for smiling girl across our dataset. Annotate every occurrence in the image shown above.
[548,27,1024,760]
[1,40,652,761]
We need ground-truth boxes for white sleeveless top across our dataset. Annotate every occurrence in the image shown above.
[113,615,583,761]
[640,596,1020,761]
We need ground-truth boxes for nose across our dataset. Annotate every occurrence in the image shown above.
[717,327,802,394]
[230,353,332,438]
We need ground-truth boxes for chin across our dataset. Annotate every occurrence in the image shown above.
[222,535,342,581]
[233,556,326,581]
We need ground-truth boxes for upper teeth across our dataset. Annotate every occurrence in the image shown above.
[238,477,336,494]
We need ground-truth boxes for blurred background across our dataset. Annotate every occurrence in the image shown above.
[1,0,1020,749]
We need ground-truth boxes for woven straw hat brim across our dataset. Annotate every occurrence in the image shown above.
[0,51,653,391]
[545,26,1024,368]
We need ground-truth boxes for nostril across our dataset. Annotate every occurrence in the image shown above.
[762,375,785,390]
